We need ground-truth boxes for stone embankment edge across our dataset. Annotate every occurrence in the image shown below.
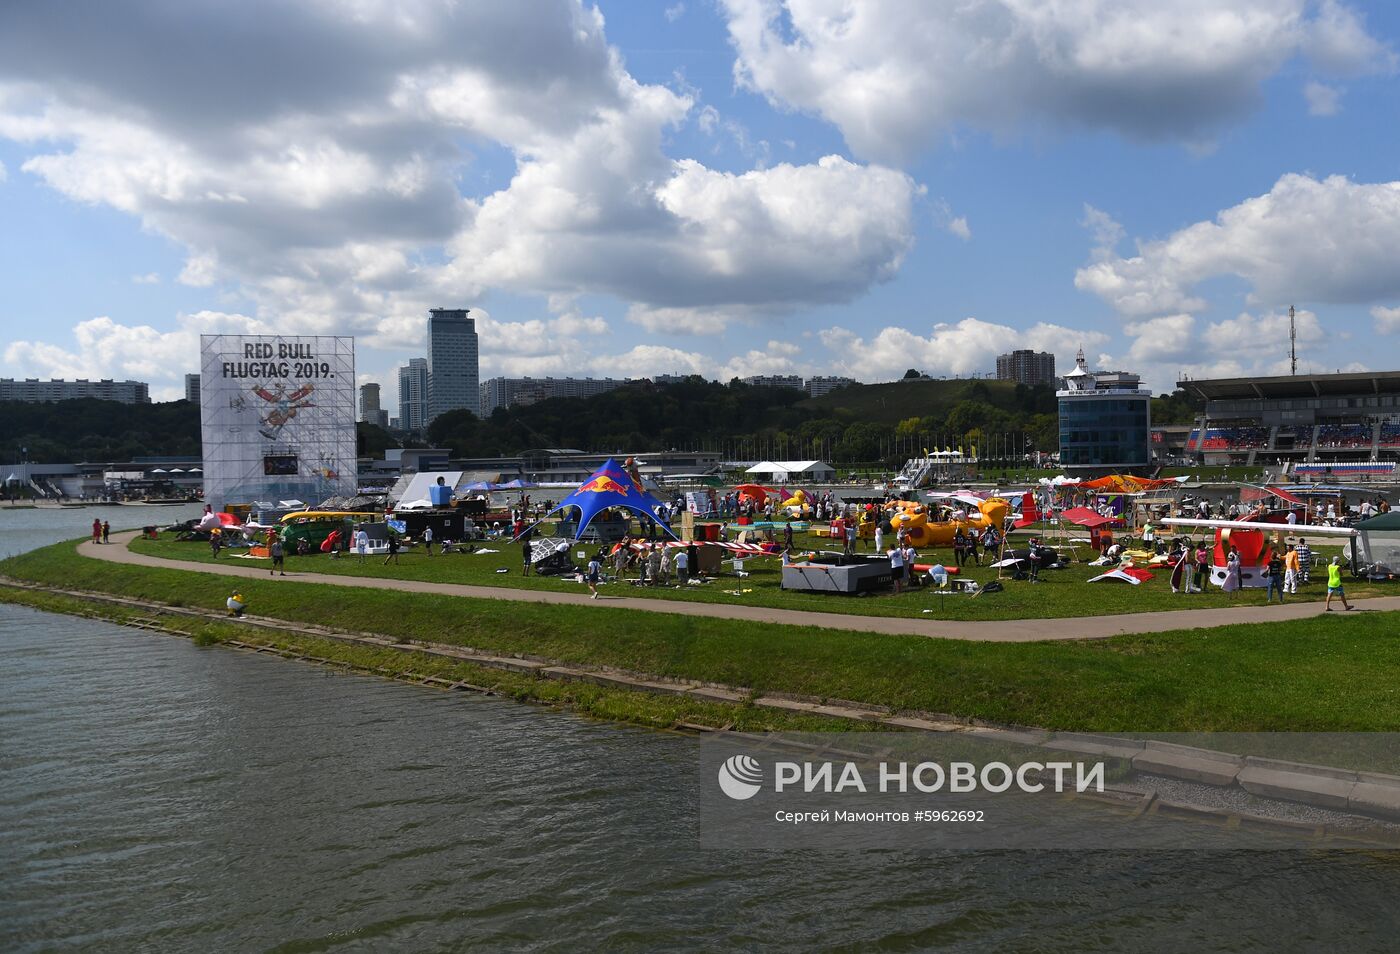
[6,574,1400,830]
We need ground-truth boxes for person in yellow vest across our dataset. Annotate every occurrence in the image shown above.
[1324,557,1352,612]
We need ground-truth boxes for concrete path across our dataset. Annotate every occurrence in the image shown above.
[77,531,1400,643]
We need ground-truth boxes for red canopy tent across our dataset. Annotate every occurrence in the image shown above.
[1058,506,1123,529]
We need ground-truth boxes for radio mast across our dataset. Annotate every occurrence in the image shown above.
[1289,305,1297,375]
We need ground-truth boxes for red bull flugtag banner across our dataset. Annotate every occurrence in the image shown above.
[199,334,356,508]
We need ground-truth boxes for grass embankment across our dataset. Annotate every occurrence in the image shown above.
[6,540,1400,732]
[0,584,855,734]
[128,533,1375,622]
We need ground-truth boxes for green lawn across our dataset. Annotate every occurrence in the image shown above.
[128,529,1378,623]
[6,539,1400,732]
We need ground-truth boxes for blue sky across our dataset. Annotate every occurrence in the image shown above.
[2,0,1399,413]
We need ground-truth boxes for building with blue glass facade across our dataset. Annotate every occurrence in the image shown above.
[1057,350,1152,475]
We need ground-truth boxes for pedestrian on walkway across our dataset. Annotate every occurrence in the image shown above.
[1325,557,1353,611]
[92,518,102,544]
[101,520,110,544]
[586,554,602,598]
[1265,548,1285,604]
[270,538,285,575]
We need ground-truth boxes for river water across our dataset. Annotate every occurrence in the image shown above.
[4,505,1400,951]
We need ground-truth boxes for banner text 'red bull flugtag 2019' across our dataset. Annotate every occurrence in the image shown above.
[199,335,356,508]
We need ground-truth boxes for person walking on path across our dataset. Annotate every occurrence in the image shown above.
[101,520,110,544]
[383,533,400,565]
[269,538,286,576]
[92,518,102,544]
[586,554,602,598]
[1296,538,1313,584]
[1265,549,1286,604]
[1325,557,1353,611]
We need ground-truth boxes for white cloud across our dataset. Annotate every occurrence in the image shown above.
[1124,314,1198,364]
[1372,305,1400,334]
[1304,0,1397,73]
[0,159,6,182]
[720,0,1394,164]
[0,0,919,349]
[819,317,1108,382]
[3,310,268,399]
[932,198,970,240]
[1204,308,1324,352]
[1076,174,1400,317]
[131,272,160,284]
[1304,80,1342,116]
[665,3,686,23]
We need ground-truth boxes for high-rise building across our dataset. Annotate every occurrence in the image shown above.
[359,382,380,421]
[398,358,429,434]
[805,376,857,398]
[1056,349,1151,475]
[0,378,151,404]
[359,382,389,428]
[427,308,479,422]
[996,350,1057,387]
[184,373,201,404]
[479,376,634,415]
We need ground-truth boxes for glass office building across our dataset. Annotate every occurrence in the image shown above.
[427,308,479,423]
[1056,351,1152,474]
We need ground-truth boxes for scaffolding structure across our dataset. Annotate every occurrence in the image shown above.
[199,335,357,507]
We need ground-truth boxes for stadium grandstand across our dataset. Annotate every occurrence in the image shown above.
[1177,370,1400,476]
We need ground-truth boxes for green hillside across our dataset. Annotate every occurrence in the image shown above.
[798,378,1042,425]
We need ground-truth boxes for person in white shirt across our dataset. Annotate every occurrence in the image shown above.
[1286,510,1298,528]
[422,525,434,555]
[888,545,905,595]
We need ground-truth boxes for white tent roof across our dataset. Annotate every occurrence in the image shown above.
[744,460,832,474]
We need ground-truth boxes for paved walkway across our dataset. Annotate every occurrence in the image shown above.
[75,532,1400,643]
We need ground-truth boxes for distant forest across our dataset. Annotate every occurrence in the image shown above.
[2,379,1202,467]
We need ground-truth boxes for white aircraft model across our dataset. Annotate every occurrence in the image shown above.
[1160,516,1357,538]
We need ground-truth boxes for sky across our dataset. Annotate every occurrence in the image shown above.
[2,0,1400,417]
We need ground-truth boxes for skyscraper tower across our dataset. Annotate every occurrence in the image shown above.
[427,308,479,423]
[398,358,429,434]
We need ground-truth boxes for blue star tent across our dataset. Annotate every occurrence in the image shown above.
[526,458,677,541]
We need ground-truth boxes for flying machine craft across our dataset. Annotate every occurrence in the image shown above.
[1161,516,1358,588]
[887,495,1011,548]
